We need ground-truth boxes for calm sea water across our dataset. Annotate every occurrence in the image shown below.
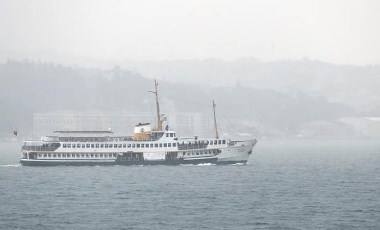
[0,140,379,230]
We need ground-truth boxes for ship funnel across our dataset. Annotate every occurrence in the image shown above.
[133,123,152,140]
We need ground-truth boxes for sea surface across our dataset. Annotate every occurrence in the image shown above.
[0,140,379,230]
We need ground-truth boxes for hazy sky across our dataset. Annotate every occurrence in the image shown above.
[0,0,379,65]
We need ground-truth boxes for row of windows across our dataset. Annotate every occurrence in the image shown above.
[38,153,117,158]
[209,140,225,145]
[182,149,218,156]
[165,133,176,137]
[62,142,177,149]
[181,140,226,145]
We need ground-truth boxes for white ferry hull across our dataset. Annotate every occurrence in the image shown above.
[217,139,257,164]
[20,159,115,166]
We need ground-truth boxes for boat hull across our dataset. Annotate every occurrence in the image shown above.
[216,139,257,165]
[20,159,116,166]
[115,155,218,166]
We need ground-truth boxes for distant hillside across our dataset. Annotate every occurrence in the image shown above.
[0,60,354,137]
[119,58,380,111]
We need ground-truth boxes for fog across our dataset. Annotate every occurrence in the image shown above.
[1,0,380,140]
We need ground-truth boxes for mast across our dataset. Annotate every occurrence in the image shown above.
[150,80,162,131]
[212,100,219,139]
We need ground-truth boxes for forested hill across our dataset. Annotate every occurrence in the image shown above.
[0,60,353,137]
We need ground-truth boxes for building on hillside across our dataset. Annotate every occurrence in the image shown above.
[33,111,213,138]
[166,112,212,138]
[33,112,154,137]
[298,120,355,138]
[338,117,380,138]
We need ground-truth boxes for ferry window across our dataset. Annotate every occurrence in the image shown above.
[187,153,190,156]
[86,144,90,148]
[128,144,131,148]
[141,144,144,148]
[58,154,61,157]
[113,153,117,157]
[105,144,108,148]
[214,140,217,145]
[150,144,153,148]
[132,144,135,148]
[109,144,113,148]
[118,144,122,148]
[164,143,167,147]
[48,153,51,157]
[222,140,226,144]
[196,152,199,155]
[166,133,169,137]
[155,144,158,147]
[114,144,117,148]
[53,154,57,157]
[146,144,149,148]
[67,144,71,148]
[100,154,103,157]
[81,154,84,157]
[101,144,104,148]
[137,144,140,148]
[86,154,89,158]
[77,144,80,148]
[82,144,85,148]
[44,153,47,157]
[72,144,76,148]
[95,154,98,158]
[123,144,126,148]
[91,144,94,148]
[109,153,112,157]
[218,140,222,145]
[210,141,213,145]
[168,143,171,147]
[76,154,80,157]
[173,143,176,147]
[96,144,99,148]
[38,154,42,157]
[63,144,66,148]
[91,154,94,157]
[159,143,162,147]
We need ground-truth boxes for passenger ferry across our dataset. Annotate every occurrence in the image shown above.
[20,81,257,166]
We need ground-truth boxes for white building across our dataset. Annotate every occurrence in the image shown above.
[33,111,213,138]
[166,112,212,138]
[33,112,154,137]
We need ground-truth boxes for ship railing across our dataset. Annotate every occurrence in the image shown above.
[58,136,135,142]
[57,136,161,142]
[22,143,61,152]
